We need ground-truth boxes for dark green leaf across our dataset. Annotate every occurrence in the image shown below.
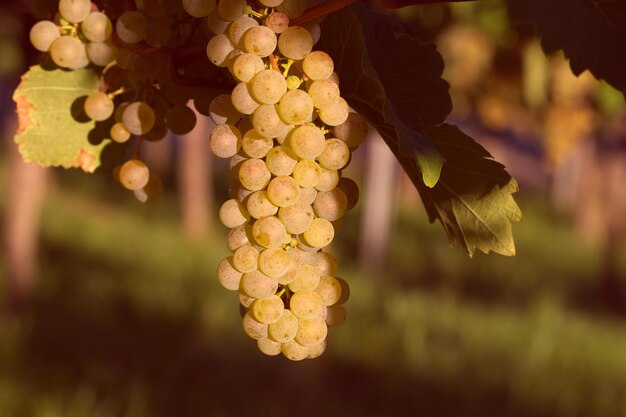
[508,0,626,93]
[320,6,521,256]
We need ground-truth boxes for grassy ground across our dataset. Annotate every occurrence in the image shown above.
[1,169,626,417]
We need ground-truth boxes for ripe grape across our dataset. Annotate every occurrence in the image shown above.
[110,122,131,143]
[249,69,287,105]
[303,218,334,248]
[243,26,278,58]
[231,82,261,115]
[219,199,249,228]
[116,11,148,44]
[289,125,326,160]
[252,216,287,248]
[302,51,334,81]
[49,35,88,69]
[86,41,116,66]
[252,295,284,324]
[217,257,243,290]
[209,124,242,158]
[119,159,150,191]
[81,12,113,42]
[84,91,114,122]
[122,102,156,135]
[58,0,91,23]
[278,26,312,60]
[318,97,350,126]
[228,16,258,47]
[29,20,60,52]
[277,89,313,125]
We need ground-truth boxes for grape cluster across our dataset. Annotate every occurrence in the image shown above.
[30,0,115,69]
[206,0,368,360]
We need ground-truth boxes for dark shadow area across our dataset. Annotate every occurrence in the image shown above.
[2,239,553,417]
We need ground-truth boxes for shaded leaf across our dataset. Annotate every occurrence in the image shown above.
[378,0,474,9]
[320,6,521,256]
[420,124,522,256]
[508,0,626,93]
[13,65,117,173]
[320,4,451,186]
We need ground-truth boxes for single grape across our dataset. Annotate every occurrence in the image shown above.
[267,176,300,208]
[242,310,268,340]
[334,112,369,148]
[289,125,326,160]
[252,295,284,324]
[303,218,334,248]
[58,0,91,23]
[252,216,287,248]
[243,26,277,58]
[317,138,350,170]
[315,275,342,306]
[249,70,287,105]
[265,11,289,34]
[251,104,290,138]
[119,159,150,191]
[240,270,278,298]
[239,158,271,191]
[292,160,321,188]
[206,34,234,67]
[219,199,250,228]
[289,290,323,319]
[325,305,347,326]
[258,247,291,278]
[241,129,273,158]
[277,26,312,60]
[231,82,260,115]
[278,203,314,234]
[110,122,131,143]
[228,16,258,48]
[49,35,88,69]
[84,91,114,122]
[206,7,229,34]
[281,341,309,361]
[295,317,327,347]
[265,145,298,176]
[81,12,112,42]
[29,20,60,52]
[315,168,340,192]
[209,124,242,158]
[289,264,321,292]
[230,52,265,83]
[227,225,252,251]
[86,41,116,66]
[122,102,156,135]
[302,51,334,81]
[246,191,279,219]
[217,256,243,291]
[116,11,148,44]
[313,188,348,222]
[307,79,340,110]
[257,338,281,356]
[268,309,298,342]
[277,89,313,125]
[318,97,350,126]
[233,244,260,273]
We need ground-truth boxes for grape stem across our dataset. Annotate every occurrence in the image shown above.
[268,53,281,72]
[291,0,360,26]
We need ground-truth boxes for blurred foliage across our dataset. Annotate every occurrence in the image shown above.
[1,164,626,417]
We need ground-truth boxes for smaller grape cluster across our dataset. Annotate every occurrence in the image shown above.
[206,0,369,359]
[30,0,115,69]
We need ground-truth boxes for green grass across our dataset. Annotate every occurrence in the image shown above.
[1,170,626,417]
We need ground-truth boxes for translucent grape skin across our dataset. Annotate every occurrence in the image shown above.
[84,91,114,122]
[30,21,60,52]
[122,102,156,135]
[119,159,150,191]
[81,12,113,43]
[58,0,91,23]
[116,12,148,44]
[49,35,88,69]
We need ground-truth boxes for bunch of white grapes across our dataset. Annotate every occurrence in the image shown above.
[205,0,369,360]
[30,0,116,69]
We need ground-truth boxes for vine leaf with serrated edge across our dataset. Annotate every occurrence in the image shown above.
[508,0,626,94]
[320,5,521,256]
[13,65,127,173]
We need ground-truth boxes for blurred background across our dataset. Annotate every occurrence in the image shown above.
[2,1,626,416]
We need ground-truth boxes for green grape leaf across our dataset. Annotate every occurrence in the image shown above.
[320,4,451,187]
[13,65,114,173]
[320,6,521,256]
[508,0,626,93]
[418,124,522,256]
